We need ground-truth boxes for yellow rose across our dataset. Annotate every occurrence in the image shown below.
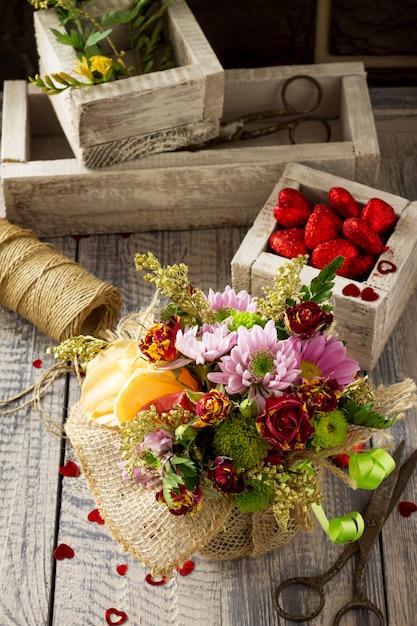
[80,339,198,427]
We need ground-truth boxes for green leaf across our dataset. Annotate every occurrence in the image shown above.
[85,28,113,48]
[342,400,397,429]
[303,255,345,305]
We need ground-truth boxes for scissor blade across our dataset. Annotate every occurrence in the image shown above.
[385,446,417,519]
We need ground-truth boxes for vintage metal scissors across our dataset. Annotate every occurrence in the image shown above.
[211,74,332,146]
[274,441,417,625]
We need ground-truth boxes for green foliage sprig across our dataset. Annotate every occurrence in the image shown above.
[28,0,174,94]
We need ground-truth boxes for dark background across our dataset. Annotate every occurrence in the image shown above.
[1,0,417,87]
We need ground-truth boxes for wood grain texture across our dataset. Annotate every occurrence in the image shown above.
[1,92,417,626]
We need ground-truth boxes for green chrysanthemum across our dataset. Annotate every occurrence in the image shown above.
[213,415,269,468]
[228,311,266,331]
[233,479,275,513]
[311,410,348,449]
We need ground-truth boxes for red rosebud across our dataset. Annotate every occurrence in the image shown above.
[256,393,314,454]
[285,301,333,337]
[207,457,246,493]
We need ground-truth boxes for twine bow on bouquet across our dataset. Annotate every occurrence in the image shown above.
[51,252,416,577]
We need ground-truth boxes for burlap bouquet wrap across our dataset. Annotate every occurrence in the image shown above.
[66,403,300,577]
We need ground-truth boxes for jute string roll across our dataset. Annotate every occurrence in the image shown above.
[0,220,122,342]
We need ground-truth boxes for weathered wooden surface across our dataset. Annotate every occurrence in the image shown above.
[1,63,380,235]
[0,91,417,626]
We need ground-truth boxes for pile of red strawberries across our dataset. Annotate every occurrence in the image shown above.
[269,186,398,280]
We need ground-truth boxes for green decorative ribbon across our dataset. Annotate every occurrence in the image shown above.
[311,503,365,543]
[310,449,395,543]
[349,448,396,490]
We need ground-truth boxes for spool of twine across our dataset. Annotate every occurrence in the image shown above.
[0,220,122,342]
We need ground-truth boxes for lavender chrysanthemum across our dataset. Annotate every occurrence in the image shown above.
[208,285,258,314]
[207,320,299,409]
[289,333,360,390]
[175,323,237,365]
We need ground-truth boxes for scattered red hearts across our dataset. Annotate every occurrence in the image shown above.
[116,564,128,576]
[105,608,128,625]
[342,283,361,298]
[88,508,105,524]
[145,573,167,586]
[59,460,79,477]
[32,359,43,369]
[269,186,398,281]
[53,543,75,560]
[360,287,380,302]
[176,560,195,576]
[398,501,417,517]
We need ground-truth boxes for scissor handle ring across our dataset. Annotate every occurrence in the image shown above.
[288,115,332,145]
[274,577,325,622]
[281,74,323,114]
[333,599,385,626]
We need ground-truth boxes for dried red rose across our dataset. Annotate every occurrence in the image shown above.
[256,393,314,453]
[195,389,232,427]
[156,485,203,516]
[285,300,333,337]
[207,457,246,493]
[139,315,181,362]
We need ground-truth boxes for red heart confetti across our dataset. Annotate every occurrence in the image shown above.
[176,560,195,576]
[362,198,397,235]
[105,608,128,625]
[342,283,361,298]
[145,573,167,586]
[328,186,361,219]
[53,543,75,560]
[398,501,417,517]
[32,359,43,369]
[360,287,380,302]
[59,461,79,477]
[377,259,397,275]
[269,228,309,259]
[88,508,105,524]
[116,564,128,576]
[273,188,312,228]
[304,204,343,250]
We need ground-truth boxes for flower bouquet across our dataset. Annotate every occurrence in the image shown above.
[59,252,416,577]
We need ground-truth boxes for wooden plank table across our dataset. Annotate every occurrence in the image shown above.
[1,89,417,626]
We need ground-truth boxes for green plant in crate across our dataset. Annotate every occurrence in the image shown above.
[28,0,174,94]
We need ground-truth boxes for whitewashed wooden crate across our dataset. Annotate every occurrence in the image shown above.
[231,163,417,371]
[33,0,224,167]
[1,62,379,236]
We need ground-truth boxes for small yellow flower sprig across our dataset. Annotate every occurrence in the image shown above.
[46,335,108,369]
[135,252,215,325]
[256,255,308,320]
[245,462,323,530]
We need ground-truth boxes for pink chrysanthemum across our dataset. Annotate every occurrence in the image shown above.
[175,323,237,365]
[207,320,299,409]
[207,285,257,313]
[289,333,359,390]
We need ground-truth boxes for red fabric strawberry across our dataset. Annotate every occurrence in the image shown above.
[273,188,312,227]
[328,187,361,218]
[311,239,358,275]
[269,228,309,258]
[342,217,385,255]
[361,198,397,235]
[304,204,343,250]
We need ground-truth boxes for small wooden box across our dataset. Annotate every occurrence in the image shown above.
[33,0,224,168]
[1,62,379,236]
[231,163,417,371]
